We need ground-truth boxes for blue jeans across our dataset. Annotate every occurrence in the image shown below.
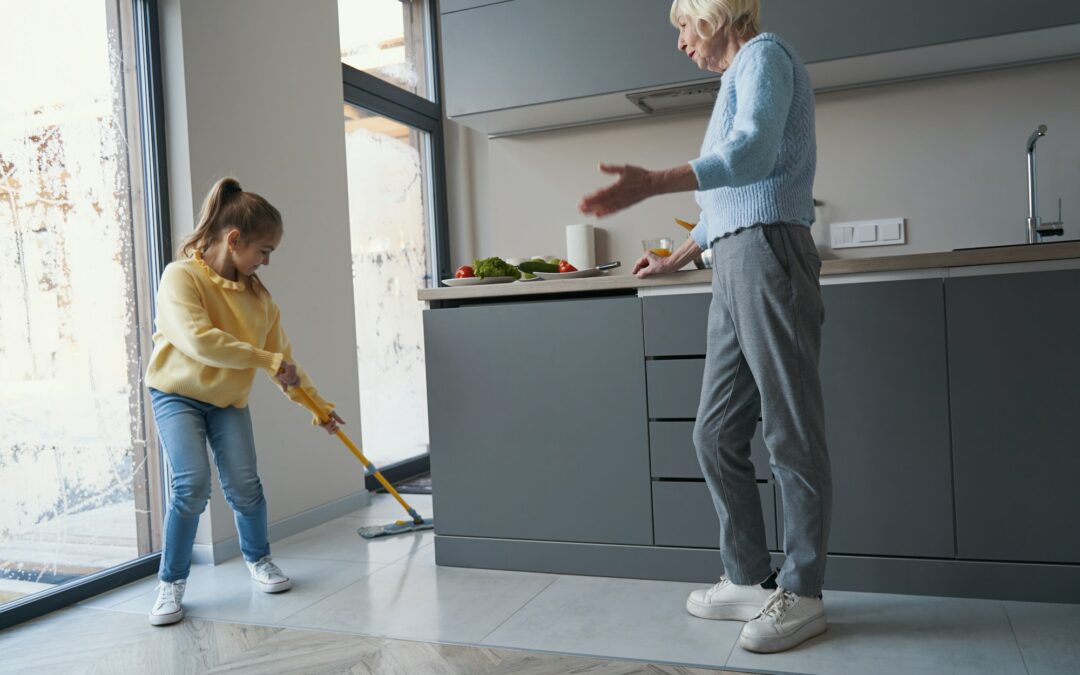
[150,388,270,582]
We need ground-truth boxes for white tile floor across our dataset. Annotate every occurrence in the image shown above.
[76,493,1080,675]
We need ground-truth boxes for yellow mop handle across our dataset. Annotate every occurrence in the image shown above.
[292,386,419,519]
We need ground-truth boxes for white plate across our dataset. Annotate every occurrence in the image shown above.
[441,276,516,287]
[516,275,542,282]
[533,268,604,280]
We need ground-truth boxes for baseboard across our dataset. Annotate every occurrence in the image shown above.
[365,454,430,492]
[433,535,1080,604]
[192,489,371,565]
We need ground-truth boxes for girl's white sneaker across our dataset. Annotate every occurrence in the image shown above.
[247,556,291,593]
[148,579,186,626]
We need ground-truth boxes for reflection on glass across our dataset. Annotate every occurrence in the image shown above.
[343,104,432,468]
[338,0,430,99]
[0,0,154,607]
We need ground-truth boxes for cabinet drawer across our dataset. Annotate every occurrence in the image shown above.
[646,359,705,418]
[650,421,771,480]
[642,294,710,356]
[653,481,777,550]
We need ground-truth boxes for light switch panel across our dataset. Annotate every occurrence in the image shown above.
[830,218,906,249]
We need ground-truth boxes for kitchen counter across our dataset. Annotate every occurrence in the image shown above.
[418,240,1080,302]
[422,248,1080,603]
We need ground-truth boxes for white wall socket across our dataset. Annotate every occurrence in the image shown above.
[830,218,906,249]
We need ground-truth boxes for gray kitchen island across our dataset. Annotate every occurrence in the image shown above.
[419,243,1080,604]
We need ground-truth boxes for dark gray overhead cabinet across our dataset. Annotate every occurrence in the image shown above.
[439,0,1080,135]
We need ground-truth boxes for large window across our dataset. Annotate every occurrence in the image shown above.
[0,0,169,625]
[338,0,448,469]
[338,0,433,100]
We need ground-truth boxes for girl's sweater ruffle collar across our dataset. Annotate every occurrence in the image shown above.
[193,250,247,291]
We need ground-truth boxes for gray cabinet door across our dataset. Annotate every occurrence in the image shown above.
[642,294,711,357]
[424,297,653,545]
[763,0,1080,64]
[441,0,703,117]
[650,421,771,481]
[646,359,706,419]
[946,269,1080,564]
[819,279,955,558]
[653,481,778,551]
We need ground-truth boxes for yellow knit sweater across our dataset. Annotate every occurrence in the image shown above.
[145,251,334,423]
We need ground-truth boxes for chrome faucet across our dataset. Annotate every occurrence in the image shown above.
[1026,124,1065,244]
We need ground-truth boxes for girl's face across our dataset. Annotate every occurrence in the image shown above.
[227,228,282,278]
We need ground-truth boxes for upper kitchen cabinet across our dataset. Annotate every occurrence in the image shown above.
[440,0,1080,136]
[440,0,514,13]
[440,0,703,123]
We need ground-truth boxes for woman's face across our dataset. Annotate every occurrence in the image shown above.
[676,15,736,74]
[227,228,282,278]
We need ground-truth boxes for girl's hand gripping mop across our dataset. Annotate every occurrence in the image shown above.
[293,387,434,538]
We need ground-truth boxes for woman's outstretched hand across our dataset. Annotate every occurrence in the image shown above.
[578,163,657,218]
[318,411,345,435]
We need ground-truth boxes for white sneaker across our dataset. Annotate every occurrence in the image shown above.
[149,579,186,626]
[246,556,291,593]
[686,572,778,621]
[739,587,827,653]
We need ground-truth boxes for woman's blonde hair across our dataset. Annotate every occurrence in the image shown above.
[178,176,283,259]
[669,0,761,39]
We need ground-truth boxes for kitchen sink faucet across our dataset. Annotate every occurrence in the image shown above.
[1026,124,1065,244]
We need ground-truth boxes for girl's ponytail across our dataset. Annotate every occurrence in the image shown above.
[177,177,282,260]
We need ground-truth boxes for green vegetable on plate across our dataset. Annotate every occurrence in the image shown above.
[472,256,521,279]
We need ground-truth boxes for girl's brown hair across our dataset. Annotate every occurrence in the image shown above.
[178,177,283,259]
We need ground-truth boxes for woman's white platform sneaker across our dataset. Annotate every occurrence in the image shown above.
[739,587,827,653]
[686,572,778,621]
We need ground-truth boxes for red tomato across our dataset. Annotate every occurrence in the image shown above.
[455,265,475,278]
[558,260,577,273]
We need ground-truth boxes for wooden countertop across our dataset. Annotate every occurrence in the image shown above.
[418,241,1080,302]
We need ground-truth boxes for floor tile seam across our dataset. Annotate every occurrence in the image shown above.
[474,575,562,645]
[267,561,396,625]
[262,553,409,566]
[1000,601,1032,675]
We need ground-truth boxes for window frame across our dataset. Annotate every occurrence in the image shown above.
[341,0,452,286]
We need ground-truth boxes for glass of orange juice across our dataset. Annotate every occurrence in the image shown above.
[643,237,674,258]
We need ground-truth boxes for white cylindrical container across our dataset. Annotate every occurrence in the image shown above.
[565,223,595,270]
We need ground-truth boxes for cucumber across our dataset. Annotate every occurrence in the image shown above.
[517,260,560,274]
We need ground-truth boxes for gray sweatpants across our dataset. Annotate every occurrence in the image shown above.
[692,222,832,597]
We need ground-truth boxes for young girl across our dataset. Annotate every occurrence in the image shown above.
[144,176,345,626]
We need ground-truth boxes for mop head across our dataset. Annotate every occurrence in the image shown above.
[358,517,434,539]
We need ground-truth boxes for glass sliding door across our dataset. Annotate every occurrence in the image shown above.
[338,0,449,471]
[342,106,434,467]
[0,0,166,615]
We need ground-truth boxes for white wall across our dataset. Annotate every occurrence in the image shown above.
[445,58,1080,268]
[160,0,363,548]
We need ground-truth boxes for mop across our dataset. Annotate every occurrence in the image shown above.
[294,387,434,538]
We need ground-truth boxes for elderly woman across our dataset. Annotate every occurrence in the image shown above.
[580,0,830,654]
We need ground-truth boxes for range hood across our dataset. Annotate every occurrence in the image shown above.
[626,81,721,114]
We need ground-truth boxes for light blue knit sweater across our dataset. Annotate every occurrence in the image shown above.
[688,32,816,250]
